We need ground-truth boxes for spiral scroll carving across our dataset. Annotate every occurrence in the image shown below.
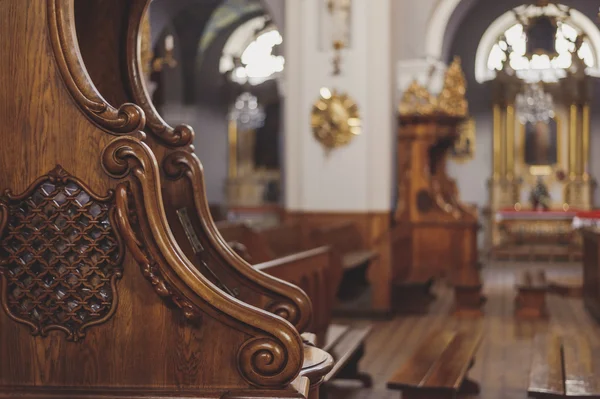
[238,336,299,388]
[266,301,300,329]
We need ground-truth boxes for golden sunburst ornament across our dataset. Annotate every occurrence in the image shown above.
[311,88,361,153]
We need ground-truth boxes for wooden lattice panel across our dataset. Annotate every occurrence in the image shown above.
[0,166,124,341]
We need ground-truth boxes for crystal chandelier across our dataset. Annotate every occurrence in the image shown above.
[229,92,266,131]
[515,83,555,123]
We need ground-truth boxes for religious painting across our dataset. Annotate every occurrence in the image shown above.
[523,117,559,172]
[450,118,476,163]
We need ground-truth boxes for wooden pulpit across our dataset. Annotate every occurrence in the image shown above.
[0,1,332,398]
[393,59,484,317]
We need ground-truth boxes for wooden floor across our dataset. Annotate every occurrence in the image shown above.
[326,261,600,399]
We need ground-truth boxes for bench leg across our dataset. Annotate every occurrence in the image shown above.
[333,342,372,388]
[459,378,480,395]
[453,285,484,318]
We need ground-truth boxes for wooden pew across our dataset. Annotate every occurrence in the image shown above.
[259,223,343,304]
[387,328,483,399]
[219,222,372,388]
[515,270,548,319]
[0,2,335,397]
[311,222,378,301]
[529,333,600,398]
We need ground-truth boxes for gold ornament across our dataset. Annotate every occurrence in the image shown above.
[399,57,469,118]
[398,81,437,116]
[438,57,468,117]
[311,88,361,152]
[451,118,476,163]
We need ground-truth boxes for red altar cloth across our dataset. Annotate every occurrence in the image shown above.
[573,210,600,229]
[496,209,579,221]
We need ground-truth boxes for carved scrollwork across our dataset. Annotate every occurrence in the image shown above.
[114,184,200,321]
[266,301,299,329]
[238,337,294,388]
[162,151,312,333]
[0,166,124,341]
[47,0,146,134]
[101,137,304,387]
[125,0,194,147]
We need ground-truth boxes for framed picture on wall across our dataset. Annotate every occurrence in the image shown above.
[521,116,560,175]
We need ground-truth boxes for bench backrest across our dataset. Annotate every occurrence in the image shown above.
[217,221,275,264]
[259,223,312,257]
[311,222,365,255]
[256,248,334,344]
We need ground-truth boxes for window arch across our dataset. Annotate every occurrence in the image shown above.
[220,16,284,86]
[475,6,600,83]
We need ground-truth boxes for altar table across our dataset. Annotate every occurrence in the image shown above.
[492,209,582,261]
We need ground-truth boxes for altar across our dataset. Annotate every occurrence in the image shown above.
[485,15,596,260]
[492,209,582,261]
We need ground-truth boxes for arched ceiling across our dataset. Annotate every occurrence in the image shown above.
[199,0,264,53]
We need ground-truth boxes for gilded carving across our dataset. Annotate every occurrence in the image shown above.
[399,57,469,118]
[311,89,361,152]
[438,57,469,118]
[398,81,437,116]
[0,166,124,341]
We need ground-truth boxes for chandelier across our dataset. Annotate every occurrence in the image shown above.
[229,92,266,131]
[515,83,555,123]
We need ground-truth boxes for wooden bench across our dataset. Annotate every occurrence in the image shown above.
[515,270,548,319]
[529,333,600,398]
[259,222,313,256]
[311,222,378,301]
[387,328,483,399]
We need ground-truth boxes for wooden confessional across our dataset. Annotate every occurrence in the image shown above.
[393,59,484,317]
[0,1,332,398]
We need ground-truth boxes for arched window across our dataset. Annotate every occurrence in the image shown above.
[475,5,600,83]
[220,16,284,86]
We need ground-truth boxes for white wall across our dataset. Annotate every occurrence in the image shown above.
[284,0,393,212]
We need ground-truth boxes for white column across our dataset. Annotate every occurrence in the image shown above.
[284,0,393,213]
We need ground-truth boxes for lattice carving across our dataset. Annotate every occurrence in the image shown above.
[0,166,124,341]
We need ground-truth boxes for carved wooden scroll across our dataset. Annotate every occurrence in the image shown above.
[125,0,194,147]
[0,166,124,341]
[47,0,146,134]
[163,151,312,333]
[102,136,304,388]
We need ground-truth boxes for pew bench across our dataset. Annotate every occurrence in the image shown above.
[311,222,378,301]
[387,328,483,399]
[529,333,600,399]
[515,270,548,319]
[322,324,373,388]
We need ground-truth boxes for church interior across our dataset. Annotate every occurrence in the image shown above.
[2,0,600,398]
